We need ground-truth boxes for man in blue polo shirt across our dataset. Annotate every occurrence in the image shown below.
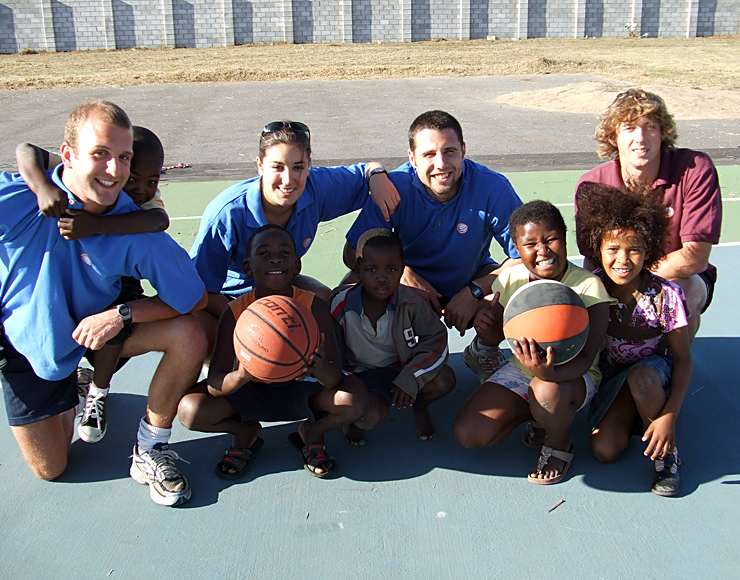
[344,110,523,383]
[0,101,207,507]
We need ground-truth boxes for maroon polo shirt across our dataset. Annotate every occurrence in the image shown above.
[576,147,722,281]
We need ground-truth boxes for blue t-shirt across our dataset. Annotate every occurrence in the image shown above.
[346,159,522,298]
[0,167,205,381]
[190,164,370,296]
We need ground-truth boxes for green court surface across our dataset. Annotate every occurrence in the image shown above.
[162,165,740,289]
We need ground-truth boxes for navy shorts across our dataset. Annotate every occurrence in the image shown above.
[0,334,78,427]
[354,365,412,404]
[588,352,673,431]
[698,270,715,314]
[226,377,325,423]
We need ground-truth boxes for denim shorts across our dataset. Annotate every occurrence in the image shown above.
[587,352,673,431]
[487,360,597,412]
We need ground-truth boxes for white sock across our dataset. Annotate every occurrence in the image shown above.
[87,384,109,398]
[137,417,171,452]
[473,336,499,353]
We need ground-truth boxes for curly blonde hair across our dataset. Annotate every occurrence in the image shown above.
[594,89,677,159]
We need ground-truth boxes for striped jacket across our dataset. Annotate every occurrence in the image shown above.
[330,284,449,399]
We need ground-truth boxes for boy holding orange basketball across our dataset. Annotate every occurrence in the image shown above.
[177,224,367,479]
[454,201,612,485]
[330,229,455,445]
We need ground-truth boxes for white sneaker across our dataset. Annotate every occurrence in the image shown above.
[75,367,94,417]
[130,443,191,506]
[463,337,505,384]
[78,390,107,443]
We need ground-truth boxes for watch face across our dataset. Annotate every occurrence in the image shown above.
[118,303,132,320]
[468,283,483,299]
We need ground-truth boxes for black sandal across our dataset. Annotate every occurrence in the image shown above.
[215,437,264,480]
[288,432,335,478]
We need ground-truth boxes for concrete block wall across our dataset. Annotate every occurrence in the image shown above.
[545,0,576,38]
[478,0,519,40]
[1,0,738,53]
[1,1,44,52]
[585,1,633,38]
[294,0,345,44]
[698,0,738,37]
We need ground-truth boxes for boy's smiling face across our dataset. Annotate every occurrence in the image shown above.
[124,152,162,206]
[514,219,568,282]
[357,245,404,302]
[244,228,300,293]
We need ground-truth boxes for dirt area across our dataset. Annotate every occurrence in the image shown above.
[2,36,739,118]
[497,81,740,119]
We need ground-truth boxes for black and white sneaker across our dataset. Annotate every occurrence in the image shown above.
[652,450,681,497]
[130,443,191,506]
[75,367,94,417]
[78,390,107,443]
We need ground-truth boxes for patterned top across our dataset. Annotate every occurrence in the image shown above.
[598,270,688,366]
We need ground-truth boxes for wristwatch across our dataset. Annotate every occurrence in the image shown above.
[366,165,388,183]
[117,303,132,328]
[467,282,484,300]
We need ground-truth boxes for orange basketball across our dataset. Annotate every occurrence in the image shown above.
[233,296,320,382]
[502,279,589,366]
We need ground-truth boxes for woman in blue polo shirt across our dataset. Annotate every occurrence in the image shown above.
[190,120,398,348]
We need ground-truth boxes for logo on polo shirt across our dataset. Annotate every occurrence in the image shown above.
[456,223,469,234]
[303,237,312,248]
[666,206,675,218]
[81,253,92,266]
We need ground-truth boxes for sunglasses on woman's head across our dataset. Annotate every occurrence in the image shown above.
[261,121,311,141]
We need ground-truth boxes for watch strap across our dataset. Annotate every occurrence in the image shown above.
[467,282,484,300]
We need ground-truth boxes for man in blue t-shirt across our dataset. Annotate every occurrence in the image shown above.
[0,101,207,507]
[344,111,523,380]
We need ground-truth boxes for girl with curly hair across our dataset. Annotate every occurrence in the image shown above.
[576,181,692,497]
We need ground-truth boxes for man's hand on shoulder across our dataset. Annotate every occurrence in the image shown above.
[73,309,123,350]
[367,163,400,222]
[401,267,442,316]
[58,209,100,240]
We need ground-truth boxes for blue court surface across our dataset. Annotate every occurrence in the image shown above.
[0,76,739,580]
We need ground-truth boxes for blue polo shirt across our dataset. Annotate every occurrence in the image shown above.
[190,164,369,296]
[0,167,205,381]
[346,159,522,298]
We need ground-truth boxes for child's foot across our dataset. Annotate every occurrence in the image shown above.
[215,438,264,480]
[413,407,437,440]
[522,421,546,448]
[652,449,681,496]
[78,386,108,443]
[527,443,574,485]
[289,430,335,478]
[343,423,366,446]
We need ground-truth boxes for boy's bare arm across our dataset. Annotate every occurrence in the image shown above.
[15,143,67,217]
[208,309,254,397]
[309,300,343,388]
[58,207,169,240]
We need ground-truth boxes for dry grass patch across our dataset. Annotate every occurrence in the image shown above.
[2,37,739,91]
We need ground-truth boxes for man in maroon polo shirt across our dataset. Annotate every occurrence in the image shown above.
[576,89,722,341]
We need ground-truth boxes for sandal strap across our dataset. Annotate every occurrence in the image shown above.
[221,448,251,470]
[302,443,334,472]
[535,445,574,474]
